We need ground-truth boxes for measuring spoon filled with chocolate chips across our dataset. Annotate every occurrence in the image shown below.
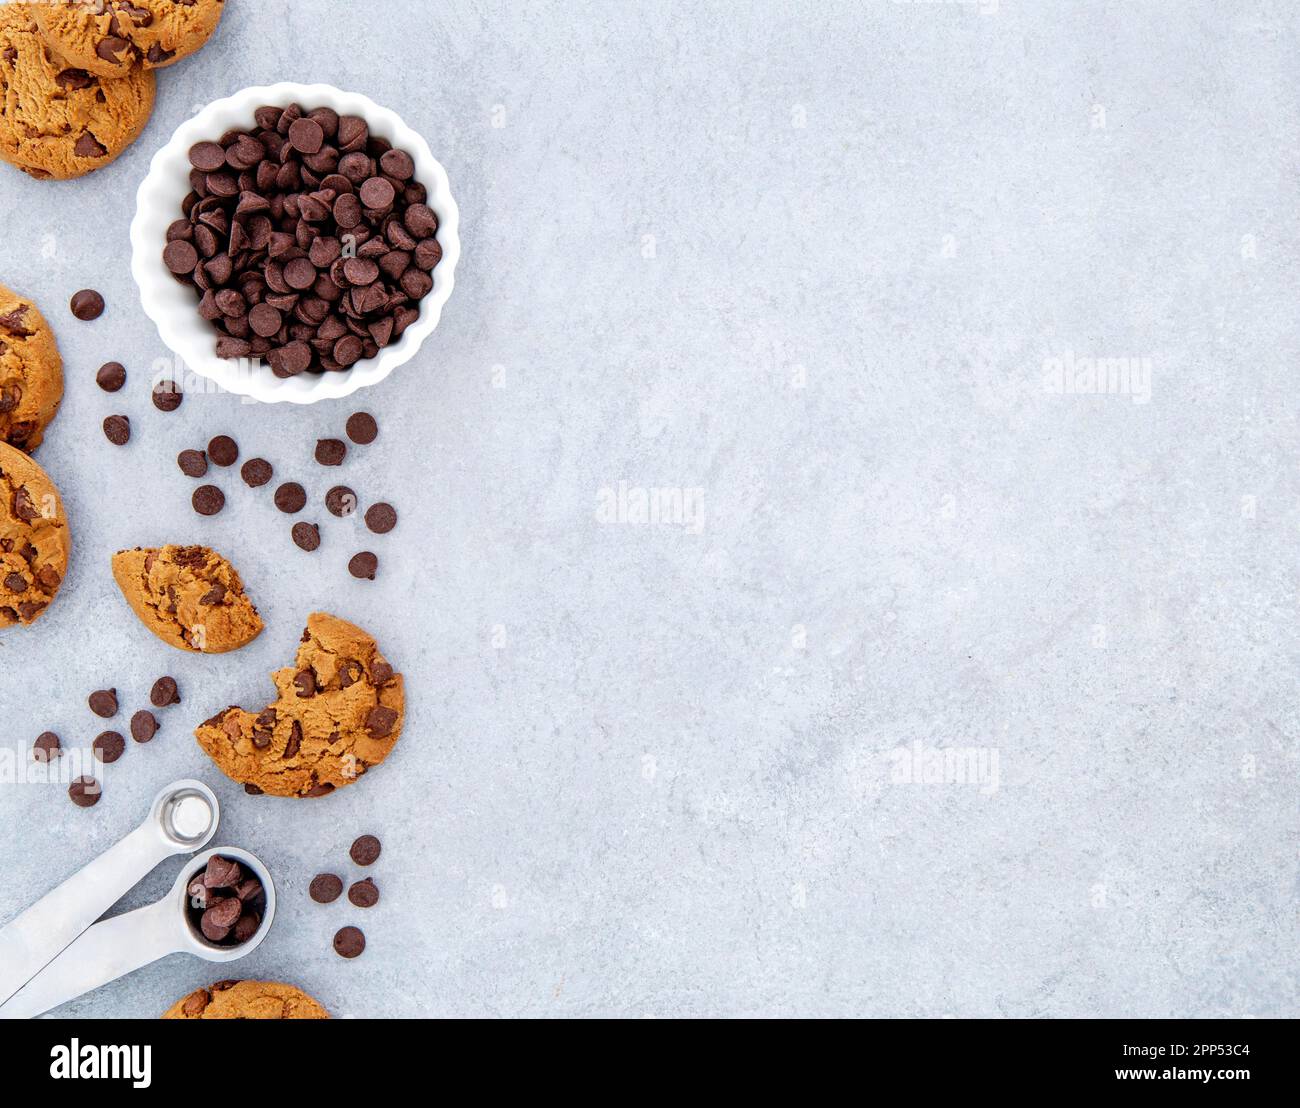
[0,781,276,1019]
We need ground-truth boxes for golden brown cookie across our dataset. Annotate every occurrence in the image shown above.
[0,439,69,628]
[195,612,404,798]
[163,979,328,1020]
[0,3,155,180]
[111,544,263,652]
[35,0,224,79]
[0,282,62,451]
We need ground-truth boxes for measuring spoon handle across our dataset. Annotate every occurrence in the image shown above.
[0,897,183,1019]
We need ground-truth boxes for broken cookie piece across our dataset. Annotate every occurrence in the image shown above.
[110,544,263,653]
[194,612,404,798]
[0,440,71,629]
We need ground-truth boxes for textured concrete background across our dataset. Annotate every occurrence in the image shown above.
[0,0,1296,1018]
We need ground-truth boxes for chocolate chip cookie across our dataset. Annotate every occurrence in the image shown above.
[34,0,224,79]
[195,612,404,798]
[0,282,62,451]
[162,979,328,1020]
[110,544,263,652]
[0,3,155,180]
[0,440,70,628]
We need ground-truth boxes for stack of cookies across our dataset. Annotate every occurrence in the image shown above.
[0,0,225,180]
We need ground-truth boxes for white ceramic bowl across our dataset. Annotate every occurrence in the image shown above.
[130,83,460,404]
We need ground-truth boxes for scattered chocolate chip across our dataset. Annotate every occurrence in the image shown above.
[333,925,366,958]
[315,438,346,466]
[244,783,264,795]
[348,551,378,579]
[92,731,125,763]
[310,873,343,903]
[208,435,239,466]
[102,414,130,445]
[33,731,61,762]
[345,411,378,444]
[350,834,381,866]
[178,449,208,477]
[70,289,104,320]
[274,481,306,513]
[348,877,380,908]
[364,502,397,533]
[69,776,100,807]
[152,380,183,412]
[193,485,225,516]
[130,710,158,743]
[151,676,181,707]
[325,485,356,517]
[241,457,273,487]
[96,361,126,392]
[292,521,321,551]
[89,688,118,717]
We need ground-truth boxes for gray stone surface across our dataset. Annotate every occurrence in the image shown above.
[0,0,1295,1018]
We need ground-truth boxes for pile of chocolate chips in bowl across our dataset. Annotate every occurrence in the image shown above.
[162,104,442,377]
[187,854,265,947]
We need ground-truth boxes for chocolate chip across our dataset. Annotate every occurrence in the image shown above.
[189,141,226,172]
[343,408,379,444]
[348,878,380,908]
[274,481,306,513]
[69,776,100,807]
[178,449,208,477]
[364,502,397,533]
[333,925,366,958]
[96,361,126,392]
[348,551,378,579]
[204,855,242,889]
[324,486,356,517]
[163,239,198,274]
[93,731,125,763]
[208,434,238,466]
[70,289,104,320]
[151,676,181,706]
[310,873,343,903]
[293,668,317,697]
[152,379,183,412]
[288,116,324,154]
[33,731,61,762]
[379,148,414,180]
[130,710,158,743]
[102,414,130,445]
[232,912,261,944]
[359,176,395,210]
[199,912,230,943]
[364,706,398,739]
[244,783,264,795]
[236,877,263,902]
[193,484,225,515]
[315,438,346,466]
[292,521,321,551]
[89,688,118,717]
[4,571,26,592]
[283,719,303,759]
[241,457,273,487]
[350,834,381,866]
